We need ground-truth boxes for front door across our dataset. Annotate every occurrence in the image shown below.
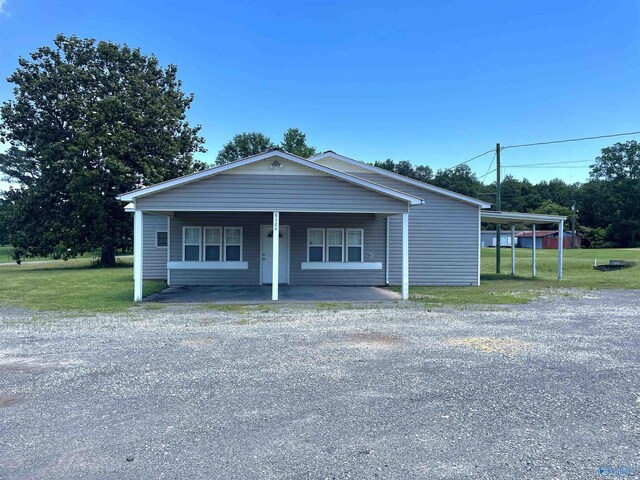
[261,225,289,284]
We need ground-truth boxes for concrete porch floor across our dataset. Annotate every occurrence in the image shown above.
[145,285,401,304]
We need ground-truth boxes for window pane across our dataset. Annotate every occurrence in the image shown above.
[309,246,323,262]
[308,230,324,246]
[156,231,168,247]
[226,245,241,261]
[185,245,200,261]
[205,245,220,261]
[327,229,343,245]
[205,228,221,245]
[185,228,200,245]
[328,246,343,262]
[347,246,362,262]
[347,230,362,246]
[225,228,241,245]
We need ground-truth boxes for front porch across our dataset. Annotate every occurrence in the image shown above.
[145,285,401,304]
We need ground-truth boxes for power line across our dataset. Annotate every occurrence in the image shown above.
[502,131,640,150]
[447,148,494,170]
[478,168,496,181]
[502,159,594,167]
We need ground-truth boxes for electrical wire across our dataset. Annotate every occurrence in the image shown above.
[502,159,593,167]
[502,131,640,150]
[446,148,494,170]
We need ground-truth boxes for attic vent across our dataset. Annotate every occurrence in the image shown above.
[270,160,283,169]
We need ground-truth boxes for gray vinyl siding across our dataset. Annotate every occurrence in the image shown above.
[167,212,385,286]
[356,173,480,286]
[142,213,168,280]
[136,174,408,213]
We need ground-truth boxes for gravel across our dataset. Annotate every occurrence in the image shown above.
[0,291,639,479]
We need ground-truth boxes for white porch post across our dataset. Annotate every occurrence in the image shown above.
[532,224,537,278]
[401,212,409,300]
[558,219,564,281]
[272,211,280,301]
[510,224,516,276]
[133,209,143,301]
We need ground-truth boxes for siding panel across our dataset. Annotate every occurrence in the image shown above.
[137,174,407,213]
[142,213,169,280]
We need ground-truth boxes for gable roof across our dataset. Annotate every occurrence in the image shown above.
[309,151,492,208]
[118,149,425,206]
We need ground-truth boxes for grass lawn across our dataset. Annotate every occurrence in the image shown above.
[0,259,165,313]
[0,247,637,313]
[0,245,132,264]
[410,247,640,305]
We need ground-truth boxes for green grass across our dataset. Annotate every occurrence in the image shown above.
[0,245,131,264]
[410,247,640,306]
[0,259,165,313]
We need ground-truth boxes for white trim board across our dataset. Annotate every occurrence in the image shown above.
[118,150,425,206]
[309,151,492,208]
[167,261,248,270]
[300,262,382,270]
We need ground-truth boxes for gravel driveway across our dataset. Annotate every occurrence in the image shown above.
[1,291,639,479]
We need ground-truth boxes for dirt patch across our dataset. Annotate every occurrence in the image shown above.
[180,338,213,347]
[349,332,404,348]
[0,392,26,408]
[445,336,533,355]
[0,356,83,373]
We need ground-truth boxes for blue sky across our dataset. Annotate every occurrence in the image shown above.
[0,0,639,189]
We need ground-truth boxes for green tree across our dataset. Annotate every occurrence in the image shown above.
[216,132,275,165]
[372,159,433,182]
[591,140,640,181]
[432,165,481,197]
[280,128,317,158]
[0,35,206,265]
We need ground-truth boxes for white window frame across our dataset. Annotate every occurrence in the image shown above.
[346,228,364,262]
[203,227,222,262]
[182,226,202,262]
[326,228,344,262]
[307,228,325,262]
[224,226,243,262]
[155,230,168,248]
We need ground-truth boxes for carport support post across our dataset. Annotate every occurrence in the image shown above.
[133,209,143,301]
[510,224,516,276]
[401,212,409,300]
[272,211,280,301]
[532,224,537,277]
[558,219,564,281]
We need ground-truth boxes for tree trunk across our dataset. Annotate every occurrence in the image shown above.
[100,245,116,266]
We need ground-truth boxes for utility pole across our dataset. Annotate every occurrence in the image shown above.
[571,203,577,248]
[495,143,501,273]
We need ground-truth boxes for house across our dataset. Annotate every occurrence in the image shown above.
[480,230,523,248]
[118,150,567,301]
[516,230,581,249]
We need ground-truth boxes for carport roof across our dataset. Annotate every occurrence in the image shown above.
[481,211,567,225]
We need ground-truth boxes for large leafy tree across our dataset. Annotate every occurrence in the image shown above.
[0,35,206,265]
[281,128,317,158]
[373,159,433,182]
[215,132,275,165]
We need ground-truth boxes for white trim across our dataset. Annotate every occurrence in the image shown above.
[532,224,537,278]
[122,207,410,214]
[301,262,382,270]
[481,211,567,224]
[203,226,222,262]
[259,224,290,285]
[309,151,491,208]
[401,212,409,300]
[167,216,171,286]
[511,224,516,276]
[223,226,243,262]
[182,226,202,262]
[477,208,481,286]
[385,217,390,285]
[558,220,564,281]
[272,212,279,301]
[346,228,364,262]
[307,228,325,262]
[326,228,344,262]
[155,230,168,248]
[118,150,424,206]
[133,209,143,301]
[168,261,248,270]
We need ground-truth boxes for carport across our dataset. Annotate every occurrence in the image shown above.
[481,211,567,280]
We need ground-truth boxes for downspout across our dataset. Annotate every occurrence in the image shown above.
[385,216,390,285]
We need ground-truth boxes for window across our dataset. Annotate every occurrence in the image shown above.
[224,227,242,261]
[327,229,344,262]
[346,229,363,262]
[204,227,222,261]
[183,227,201,261]
[156,231,168,248]
[307,228,325,262]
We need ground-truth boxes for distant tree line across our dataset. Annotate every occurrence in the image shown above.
[374,140,640,248]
